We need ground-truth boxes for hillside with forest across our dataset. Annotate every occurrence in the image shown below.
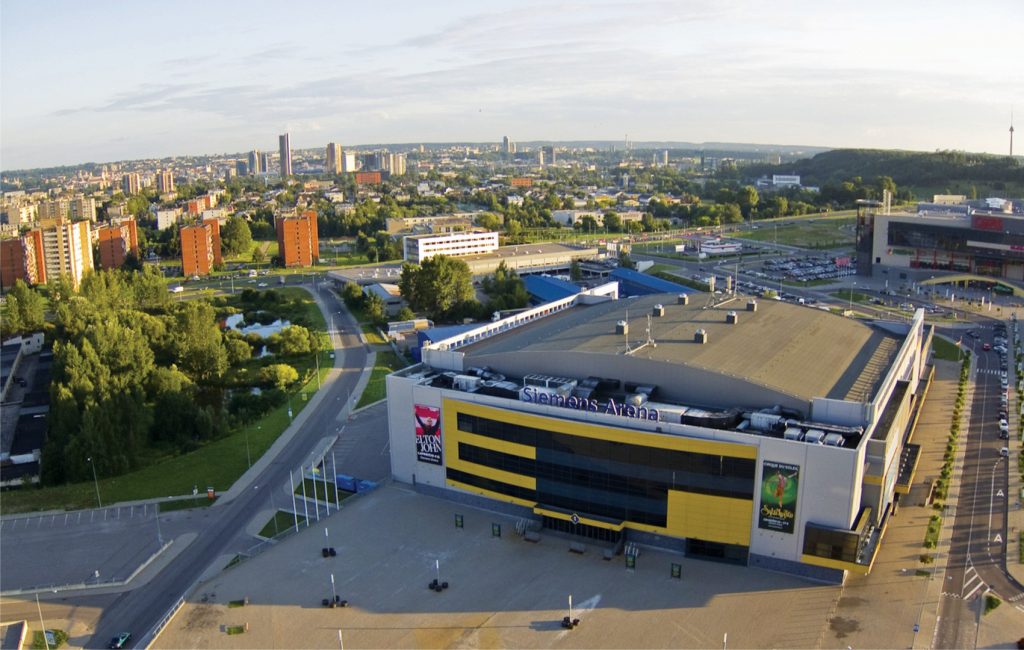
[746,149,1024,197]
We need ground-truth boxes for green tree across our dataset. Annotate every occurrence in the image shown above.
[260,363,299,389]
[399,256,476,321]
[252,246,267,265]
[221,215,253,256]
[340,281,364,307]
[603,212,622,232]
[738,186,759,220]
[570,259,583,281]
[475,212,503,231]
[225,337,252,365]
[396,306,416,321]
[171,301,228,383]
[271,325,314,356]
[7,280,46,332]
[481,261,529,311]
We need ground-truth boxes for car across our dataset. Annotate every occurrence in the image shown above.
[999,418,1009,429]
[983,343,992,351]
[968,330,979,338]
[170,285,184,293]
[1000,430,1010,440]
[257,282,268,288]
[109,632,131,649]
[1000,447,1010,457]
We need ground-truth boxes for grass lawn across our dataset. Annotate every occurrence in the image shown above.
[158,496,218,513]
[830,289,873,304]
[932,337,963,362]
[357,350,412,408]
[742,217,856,249]
[339,298,388,344]
[781,278,836,287]
[257,510,306,538]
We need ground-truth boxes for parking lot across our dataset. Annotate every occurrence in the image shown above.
[760,255,856,283]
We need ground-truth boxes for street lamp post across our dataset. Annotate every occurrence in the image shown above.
[848,282,856,315]
[87,457,102,508]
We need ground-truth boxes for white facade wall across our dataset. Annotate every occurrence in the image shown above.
[403,231,499,264]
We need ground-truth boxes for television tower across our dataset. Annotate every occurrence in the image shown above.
[1010,108,1015,156]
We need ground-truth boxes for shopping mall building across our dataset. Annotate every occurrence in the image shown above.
[386,284,932,583]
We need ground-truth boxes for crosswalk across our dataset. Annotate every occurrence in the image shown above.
[961,565,986,601]
[975,368,1009,376]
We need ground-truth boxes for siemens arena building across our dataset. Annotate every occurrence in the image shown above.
[386,283,932,583]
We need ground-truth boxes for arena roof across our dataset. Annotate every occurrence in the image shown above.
[460,293,901,404]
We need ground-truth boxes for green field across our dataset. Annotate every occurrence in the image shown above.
[932,337,962,362]
[258,510,306,538]
[357,350,412,408]
[742,217,856,249]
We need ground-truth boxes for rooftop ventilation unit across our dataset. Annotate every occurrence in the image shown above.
[694,328,708,344]
[678,294,689,305]
[824,433,846,447]
[726,311,739,324]
[652,304,664,317]
[616,320,629,335]
[804,429,826,444]
[747,299,758,312]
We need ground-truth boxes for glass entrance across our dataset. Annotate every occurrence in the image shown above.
[542,516,622,544]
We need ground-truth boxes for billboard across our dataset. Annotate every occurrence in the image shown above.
[758,460,799,534]
[414,404,442,465]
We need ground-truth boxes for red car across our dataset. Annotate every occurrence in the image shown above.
[983,343,992,351]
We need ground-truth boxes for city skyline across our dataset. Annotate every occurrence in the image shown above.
[1,0,1022,171]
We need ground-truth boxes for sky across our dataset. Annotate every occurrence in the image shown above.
[1,0,1022,170]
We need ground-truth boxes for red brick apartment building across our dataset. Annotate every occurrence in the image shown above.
[0,231,45,289]
[354,171,382,185]
[180,218,222,277]
[97,218,139,269]
[276,210,319,267]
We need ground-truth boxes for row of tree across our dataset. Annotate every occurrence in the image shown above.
[35,268,315,484]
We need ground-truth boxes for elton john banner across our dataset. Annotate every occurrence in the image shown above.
[414,404,443,465]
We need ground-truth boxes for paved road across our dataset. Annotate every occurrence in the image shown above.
[81,282,368,649]
[934,321,1024,649]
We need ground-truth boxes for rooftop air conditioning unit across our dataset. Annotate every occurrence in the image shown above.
[726,311,739,324]
[652,304,664,317]
[616,320,629,335]
[747,299,758,312]
[678,294,690,305]
[694,328,708,344]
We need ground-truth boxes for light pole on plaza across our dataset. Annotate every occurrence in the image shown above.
[87,456,102,508]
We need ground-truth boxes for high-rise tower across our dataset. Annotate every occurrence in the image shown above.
[1011,109,1015,157]
[279,133,292,177]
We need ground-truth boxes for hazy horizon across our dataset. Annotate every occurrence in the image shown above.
[2,0,1020,171]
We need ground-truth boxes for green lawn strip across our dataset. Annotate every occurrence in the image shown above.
[830,289,873,304]
[357,350,411,407]
[257,510,306,538]
[225,625,247,635]
[158,496,218,513]
[931,337,962,362]
[781,278,836,287]
[923,514,942,548]
[31,630,68,649]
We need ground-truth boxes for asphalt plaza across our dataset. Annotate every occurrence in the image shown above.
[156,483,841,649]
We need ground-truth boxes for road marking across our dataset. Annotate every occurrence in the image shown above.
[997,489,1005,497]
[993,533,1003,544]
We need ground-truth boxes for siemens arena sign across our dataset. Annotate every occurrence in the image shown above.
[521,386,659,421]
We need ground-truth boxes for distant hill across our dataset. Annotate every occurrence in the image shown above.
[745,149,1023,190]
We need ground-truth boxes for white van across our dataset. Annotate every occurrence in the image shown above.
[1000,447,1009,457]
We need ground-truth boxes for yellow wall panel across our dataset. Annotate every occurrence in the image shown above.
[667,490,752,546]
[446,479,536,508]
[445,398,755,459]
[446,457,536,490]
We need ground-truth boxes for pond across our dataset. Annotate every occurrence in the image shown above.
[224,313,292,338]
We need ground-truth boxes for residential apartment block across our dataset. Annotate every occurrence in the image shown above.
[275,210,319,268]
[97,218,139,269]
[180,219,222,277]
[0,231,45,289]
[39,218,93,288]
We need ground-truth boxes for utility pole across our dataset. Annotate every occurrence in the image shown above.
[87,457,102,508]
